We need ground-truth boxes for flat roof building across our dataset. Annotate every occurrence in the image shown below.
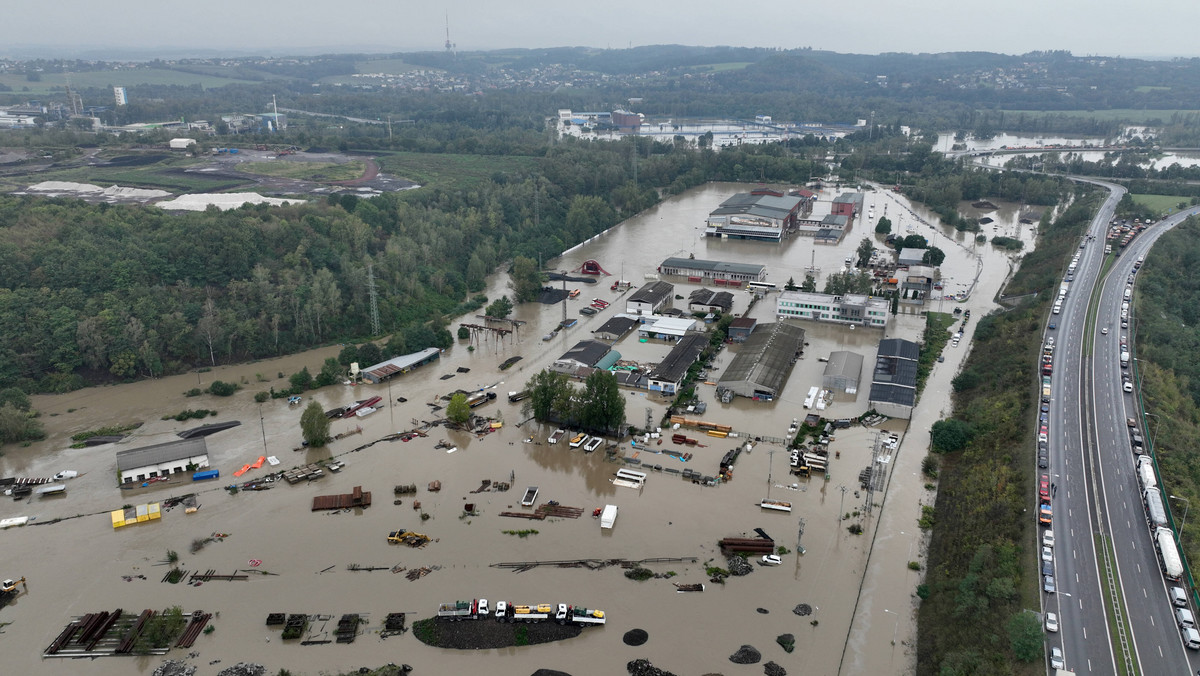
[638,316,699,341]
[777,291,889,328]
[868,338,920,419]
[717,322,805,401]
[117,437,209,485]
[659,257,767,283]
[897,248,927,266]
[728,317,758,343]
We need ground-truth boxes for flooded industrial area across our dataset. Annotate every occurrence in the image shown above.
[0,180,1041,675]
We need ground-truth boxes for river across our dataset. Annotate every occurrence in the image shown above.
[1,180,1038,676]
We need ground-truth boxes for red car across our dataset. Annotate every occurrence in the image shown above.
[1039,474,1051,501]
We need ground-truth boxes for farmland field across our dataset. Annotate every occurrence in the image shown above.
[377,152,538,191]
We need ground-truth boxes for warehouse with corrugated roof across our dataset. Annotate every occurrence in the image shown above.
[716,322,805,401]
[868,338,920,418]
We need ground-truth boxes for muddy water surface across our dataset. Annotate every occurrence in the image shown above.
[2,182,1034,675]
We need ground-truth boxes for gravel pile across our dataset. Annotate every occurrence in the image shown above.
[729,644,761,664]
[727,556,754,576]
[792,603,812,616]
[764,661,787,676]
[217,663,266,676]
[756,607,769,614]
[152,660,196,676]
[626,658,679,676]
[623,628,649,646]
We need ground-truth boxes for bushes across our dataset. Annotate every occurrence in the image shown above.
[205,380,238,396]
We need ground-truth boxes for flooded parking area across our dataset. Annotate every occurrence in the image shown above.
[0,180,1036,675]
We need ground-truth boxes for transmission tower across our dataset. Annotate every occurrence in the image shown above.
[367,263,380,336]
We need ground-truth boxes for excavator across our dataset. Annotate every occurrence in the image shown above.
[2,577,25,595]
[387,531,431,547]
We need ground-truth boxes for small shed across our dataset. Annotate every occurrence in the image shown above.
[728,317,758,342]
[823,350,864,394]
[897,248,927,266]
[169,138,197,150]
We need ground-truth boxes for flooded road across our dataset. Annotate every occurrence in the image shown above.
[1,181,1038,675]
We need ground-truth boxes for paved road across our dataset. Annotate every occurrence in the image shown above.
[1045,181,1200,674]
[1043,180,1123,676]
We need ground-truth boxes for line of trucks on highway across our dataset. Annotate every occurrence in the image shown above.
[436,598,606,626]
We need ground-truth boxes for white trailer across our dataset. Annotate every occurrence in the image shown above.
[599,504,618,529]
[1145,487,1168,529]
[1157,527,1184,580]
[1137,456,1157,491]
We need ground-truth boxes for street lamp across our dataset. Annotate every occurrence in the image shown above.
[1171,494,1190,545]
[882,608,900,647]
[1145,411,1162,456]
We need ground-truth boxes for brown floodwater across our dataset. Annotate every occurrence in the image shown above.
[0,182,1033,675]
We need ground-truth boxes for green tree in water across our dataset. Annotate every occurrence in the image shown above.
[447,393,471,425]
[300,401,331,447]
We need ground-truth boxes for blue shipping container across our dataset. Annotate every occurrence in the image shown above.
[192,469,220,481]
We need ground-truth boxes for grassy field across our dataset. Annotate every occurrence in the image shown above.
[0,69,258,96]
[995,109,1200,122]
[1131,193,1190,214]
[240,160,365,182]
[377,152,538,191]
[3,161,246,194]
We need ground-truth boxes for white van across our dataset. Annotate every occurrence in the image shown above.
[1177,607,1195,629]
[1171,586,1189,608]
[1184,626,1200,650]
[1043,530,1055,548]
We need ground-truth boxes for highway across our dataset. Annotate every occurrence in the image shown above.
[1044,180,1200,674]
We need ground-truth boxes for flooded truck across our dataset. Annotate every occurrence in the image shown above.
[437,599,488,620]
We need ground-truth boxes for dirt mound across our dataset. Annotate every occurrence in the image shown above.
[728,645,761,664]
[764,662,787,676]
[626,659,678,676]
[413,617,581,649]
[531,670,573,676]
[623,628,649,646]
[792,603,812,616]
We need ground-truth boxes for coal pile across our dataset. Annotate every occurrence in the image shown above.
[727,556,754,576]
[531,670,573,676]
[729,644,761,664]
[217,664,266,676]
[792,603,812,616]
[626,659,679,676]
[764,661,787,676]
[776,633,795,653]
[623,628,649,646]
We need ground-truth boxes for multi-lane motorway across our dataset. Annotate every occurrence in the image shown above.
[1043,178,1200,674]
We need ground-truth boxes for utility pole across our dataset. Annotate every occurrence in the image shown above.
[258,404,268,453]
[367,263,380,336]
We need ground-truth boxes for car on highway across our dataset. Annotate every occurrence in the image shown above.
[1038,453,1049,469]
[1042,546,1054,563]
[1045,612,1059,633]
[1044,575,1056,594]
[1050,646,1064,669]
[1040,475,1051,500]
[1041,403,1050,413]
[1127,417,1137,427]
[1101,327,1109,335]
[1042,560,1054,575]
[1124,381,1134,393]
[1048,321,1057,330]
[1121,319,1128,328]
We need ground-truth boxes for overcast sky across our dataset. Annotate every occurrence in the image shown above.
[6,0,1199,59]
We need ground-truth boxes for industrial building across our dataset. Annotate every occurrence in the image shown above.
[551,340,620,374]
[831,192,865,219]
[626,280,674,315]
[822,351,865,393]
[704,191,805,241]
[647,335,709,395]
[658,257,767,283]
[776,291,890,328]
[728,317,758,342]
[900,266,936,305]
[359,348,441,384]
[117,438,210,485]
[897,248,928,266]
[637,316,698,342]
[688,289,735,315]
[868,338,921,419]
[592,316,638,342]
[716,322,805,401]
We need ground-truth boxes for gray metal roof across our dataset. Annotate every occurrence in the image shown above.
[878,338,921,361]
[116,437,208,472]
[661,257,766,277]
[832,192,865,206]
[593,316,637,338]
[823,350,864,380]
[868,382,916,407]
[629,280,674,305]
[821,214,849,227]
[718,322,805,396]
[560,340,612,367]
[688,289,734,311]
[649,335,709,384]
[710,192,802,220]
